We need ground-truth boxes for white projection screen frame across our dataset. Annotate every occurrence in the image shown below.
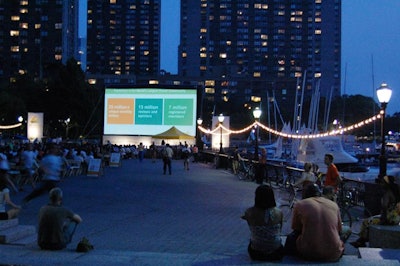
[103,87,197,137]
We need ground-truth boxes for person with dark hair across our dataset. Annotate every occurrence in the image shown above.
[284,183,344,262]
[22,144,62,206]
[162,144,174,175]
[324,153,341,191]
[38,187,82,250]
[350,175,400,248]
[0,165,21,220]
[241,185,284,261]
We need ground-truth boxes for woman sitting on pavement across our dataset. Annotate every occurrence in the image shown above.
[241,185,284,261]
[0,161,21,220]
[350,175,400,248]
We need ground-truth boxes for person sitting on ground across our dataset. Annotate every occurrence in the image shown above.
[38,187,82,250]
[350,175,400,248]
[293,162,317,198]
[0,162,21,220]
[284,183,344,262]
[241,185,284,261]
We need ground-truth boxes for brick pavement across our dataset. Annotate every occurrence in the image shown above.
[1,158,396,265]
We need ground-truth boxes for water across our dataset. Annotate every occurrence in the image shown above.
[342,164,400,183]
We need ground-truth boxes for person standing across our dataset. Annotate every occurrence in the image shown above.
[38,187,82,250]
[284,184,344,262]
[323,153,341,191]
[162,144,174,175]
[231,146,241,175]
[182,144,191,170]
[22,144,62,205]
[138,143,145,162]
[150,142,157,163]
[192,145,199,163]
[241,185,284,261]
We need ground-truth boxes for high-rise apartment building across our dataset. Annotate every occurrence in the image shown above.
[86,0,161,76]
[179,0,341,115]
[0,0,68,82]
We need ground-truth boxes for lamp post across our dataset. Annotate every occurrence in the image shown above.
[218,114,225,153]
[17,116,23,136]
[65,117,71,139]
[197,117,203,149]
[252,107,262,161]
[376,82,392,181]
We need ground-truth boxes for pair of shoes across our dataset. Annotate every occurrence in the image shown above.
[350,240,366,248]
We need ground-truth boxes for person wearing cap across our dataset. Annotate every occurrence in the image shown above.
[284,183,344,262]
[38,187,82,250]
[0,165,21,220]
[350,175,400,248]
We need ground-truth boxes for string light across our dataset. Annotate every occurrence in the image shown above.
[0,123,22,130]
[199,114,381,139]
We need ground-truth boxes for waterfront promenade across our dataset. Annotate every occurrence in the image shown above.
[1,157,397,265]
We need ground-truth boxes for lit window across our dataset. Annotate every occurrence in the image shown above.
[315,29,322,34]
[205,80,215,86]
[205,87,215,94]
[315,18,321,22]
[200,28,207,33]
[181,52,187,58]
[219,53,227,58]
[200,53,207,58]
[20,1,28,5]
[11,46,19,52]
[35,24,41,29]
[55,23,62,29]
[110,0,116,3]
[253,72,261,77]
[314,72,321,78]
[144,51,149,55]
[149,80,159,85]
[10,30,19,36]
[88,79,96,85]
[20,23,28,29]
[11,16,20,21]
[226,40,231,45]
[200,66,207,70]
[55,54,62,60]
[20,8,28,14]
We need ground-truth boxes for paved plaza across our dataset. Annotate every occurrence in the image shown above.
[0,157,393,265]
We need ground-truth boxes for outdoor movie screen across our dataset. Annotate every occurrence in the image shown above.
[103,87,197,136]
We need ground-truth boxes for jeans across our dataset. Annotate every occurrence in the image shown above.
[64,220,78,244]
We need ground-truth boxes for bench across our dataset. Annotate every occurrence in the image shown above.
[369,224,400,248]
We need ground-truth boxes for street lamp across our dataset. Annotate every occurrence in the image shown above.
[197,118,203,148]
[376,82,392,181]
[252,107,262,161]
[65,117,71,139]
[218,114,225,153]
